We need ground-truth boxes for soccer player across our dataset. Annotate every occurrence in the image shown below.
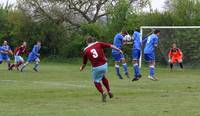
[0,40,13,69]
[144,30,160,81]
[80,36,123,102]
[132,29,142,81]
[168,43,183,70]
[9,42,29,70]
[112,30,129,79]
[21,41,41,72]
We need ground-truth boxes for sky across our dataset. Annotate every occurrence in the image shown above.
[0,0,166,11]
[151,0,166,11]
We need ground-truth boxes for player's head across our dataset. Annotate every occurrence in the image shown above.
[3,40,8,45]
[85,36,95,45]
[22,41,27,47]
[121,28,128,36]
[154,29,160,36]
[135,28,140,33]
[172,42,177,48]
[37,41,41,46]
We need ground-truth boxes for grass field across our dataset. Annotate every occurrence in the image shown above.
[0,63,200,116]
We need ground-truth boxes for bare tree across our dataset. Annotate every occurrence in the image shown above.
[17,0,151,29]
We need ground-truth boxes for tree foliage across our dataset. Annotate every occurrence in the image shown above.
[0,0,200,65]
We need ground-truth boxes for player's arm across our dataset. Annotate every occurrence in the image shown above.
[99,42,123,54]
[178,48,183,58]
[110,45,123,54]
[80,52,88,71]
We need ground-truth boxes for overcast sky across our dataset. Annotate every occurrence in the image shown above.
[0,0,166,11]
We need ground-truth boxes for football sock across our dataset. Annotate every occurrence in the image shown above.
[133,63,140,77]
[115,64,121,76]
[149,66,155,77]
[9,64,15,69]
[94,82,104,95]
[34,64,39,69]
[179,63,183,69]
[21,64,27,70]
[7,61,11,68]
[102,76,110,93]
[122,63,128,73]
[16,62,23,68]
[170,63,173,69]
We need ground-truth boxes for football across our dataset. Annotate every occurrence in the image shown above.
[123,34,132,41]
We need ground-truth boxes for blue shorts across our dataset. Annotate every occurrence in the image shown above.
[132,49,141,60]
[27,53,40,62]
[112,52,124,62]
[92,63,108,83]
[0,54,10,61]
[144,53,155,62]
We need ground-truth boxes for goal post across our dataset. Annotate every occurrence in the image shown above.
[139,26,200,68]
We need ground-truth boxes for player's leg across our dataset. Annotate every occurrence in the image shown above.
[33,58,40,72]
[132,49,141,81]
[15,56,24,70]
[112,53,123,79]
[92,65,107,102]
[121,55,129,78]
[9,56,20,70]
[170,57,176,70]
[170,63,173,70]
[5,56,11,70]
[178,58,183,69]
[21,61,30,72]
[148,61,157,80]
[102,75,113,98]
[21,54,32,72]
[145,54,157,81]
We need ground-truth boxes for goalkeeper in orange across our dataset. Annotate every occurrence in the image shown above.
[168,43,183,70]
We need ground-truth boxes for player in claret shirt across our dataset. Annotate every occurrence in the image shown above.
[9,42,29,70]
[80,36,123,102]
[168,43,183,70]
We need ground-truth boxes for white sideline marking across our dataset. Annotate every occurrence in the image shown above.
[1,80,91,88]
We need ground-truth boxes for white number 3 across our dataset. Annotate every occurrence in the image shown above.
[91,49,98,58]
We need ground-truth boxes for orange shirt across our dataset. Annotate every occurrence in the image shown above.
[168,48,183,58]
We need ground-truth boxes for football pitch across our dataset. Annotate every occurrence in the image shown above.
[0,63,200,116]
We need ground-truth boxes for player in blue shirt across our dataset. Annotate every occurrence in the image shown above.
[132,29,142,81]
[21,41,41,72]
[144,30,160,81]
[0,41,13,69]
[112,30,129,79]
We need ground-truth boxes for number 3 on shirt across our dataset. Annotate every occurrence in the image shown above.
[91,49,98,58]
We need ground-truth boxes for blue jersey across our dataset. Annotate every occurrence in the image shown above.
[31,45,41,55]
[112,33,123,54]
[144,34,159,54]
[132,31,141,50]
[0,45,11,55]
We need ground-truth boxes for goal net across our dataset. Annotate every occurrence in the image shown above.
[139,26,200,68]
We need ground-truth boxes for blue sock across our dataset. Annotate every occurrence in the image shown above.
[115,65,121,75]
[122,63,128,73]
[133,64,140,76]
[150,66,155,77]
[34,64,39,69]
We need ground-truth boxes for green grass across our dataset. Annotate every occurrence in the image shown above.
[0,63,200,116]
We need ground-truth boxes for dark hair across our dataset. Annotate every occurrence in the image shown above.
[135,28,140,32]
[85,36,95,44]
[154,29,160,34]
[37,41,41,43]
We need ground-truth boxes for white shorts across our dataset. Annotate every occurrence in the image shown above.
[14,55,24,63]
